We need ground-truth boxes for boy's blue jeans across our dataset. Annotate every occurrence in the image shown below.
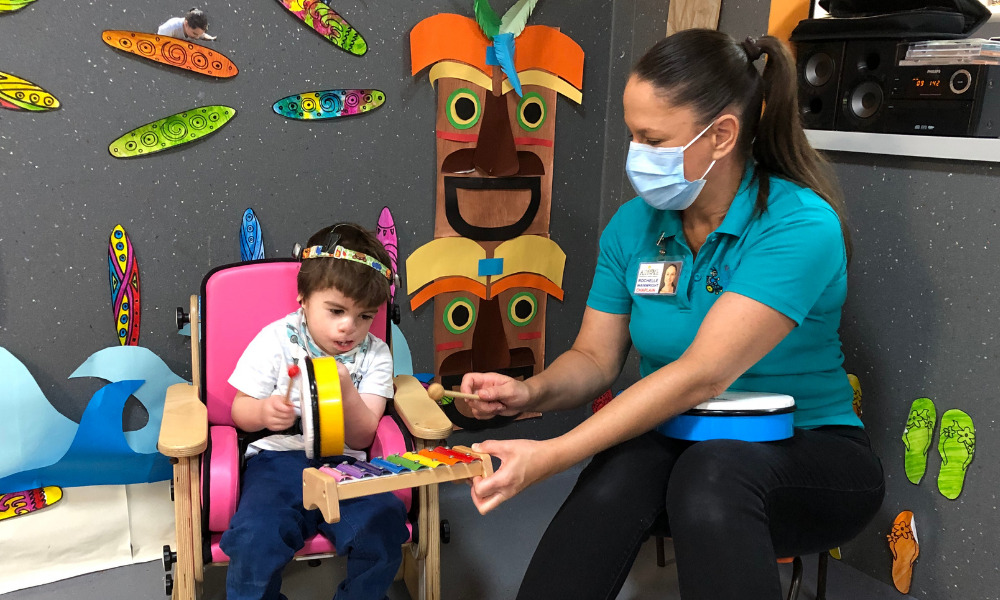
[220,450,408,600]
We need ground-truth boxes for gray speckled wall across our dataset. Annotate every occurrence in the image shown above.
[0,0,614,435]
[835,153,1000,598]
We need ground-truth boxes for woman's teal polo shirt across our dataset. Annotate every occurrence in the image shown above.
[587,165,863,430]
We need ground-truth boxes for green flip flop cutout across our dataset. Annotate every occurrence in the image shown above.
[902,398,937,484]
[937,409,975,500]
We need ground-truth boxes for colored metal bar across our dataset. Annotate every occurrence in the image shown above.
[370,457,406,474]
[403,451,442,468]
[352,460,388,477]
[335,463,369,479]
[385,454,426,471]
[434,446,475,463]
[319,466,350,481]
[419,449,461,465]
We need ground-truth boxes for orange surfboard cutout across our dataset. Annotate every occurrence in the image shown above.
[102,30,238,78]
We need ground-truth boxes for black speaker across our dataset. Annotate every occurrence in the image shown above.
[834,40,905,133]
[795,40,845,130]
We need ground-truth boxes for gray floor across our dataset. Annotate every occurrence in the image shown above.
[4,456,912,600]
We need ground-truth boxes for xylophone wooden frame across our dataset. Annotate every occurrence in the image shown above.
[303,445,493,524]
[158,294,459,600]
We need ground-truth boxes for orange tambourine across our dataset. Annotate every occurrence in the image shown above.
[300,356,345,459]
[102,30,238,78]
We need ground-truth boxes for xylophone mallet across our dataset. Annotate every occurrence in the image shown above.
[426,382,482,403]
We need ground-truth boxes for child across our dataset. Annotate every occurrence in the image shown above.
[157,8,217,41]
[220,223,407,600]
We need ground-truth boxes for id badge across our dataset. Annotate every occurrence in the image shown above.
[635,258,683,296]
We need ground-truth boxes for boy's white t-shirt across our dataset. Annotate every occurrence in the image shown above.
[157,17,188,39]
[228,309,394,459]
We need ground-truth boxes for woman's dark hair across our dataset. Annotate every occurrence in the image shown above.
[185,8,209,31]
[298,223,392,309]
[632,29,852,261]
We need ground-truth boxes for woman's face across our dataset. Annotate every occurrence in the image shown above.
[623,75,718,183]
[664,264,677,282]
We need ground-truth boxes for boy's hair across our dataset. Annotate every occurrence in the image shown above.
[185,8,209,30]
[298,223,392,309]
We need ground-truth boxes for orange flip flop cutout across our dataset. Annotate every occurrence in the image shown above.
[888,510,919,594]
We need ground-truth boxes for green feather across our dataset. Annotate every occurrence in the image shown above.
[474,0,501,39]
[499,0,538,37]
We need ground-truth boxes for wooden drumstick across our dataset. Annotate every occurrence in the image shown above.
[426,382,481,402]
[284,364,301,406]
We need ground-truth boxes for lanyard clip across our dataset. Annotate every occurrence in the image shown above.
[656,232,666,255]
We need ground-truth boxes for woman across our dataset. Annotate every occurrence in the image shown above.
[461,30,884,600]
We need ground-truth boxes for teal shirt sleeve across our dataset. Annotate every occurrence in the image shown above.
[726,192,846,325]
[586,205,633,315]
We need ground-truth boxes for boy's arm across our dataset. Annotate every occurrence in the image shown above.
[232,391,297,432]
[337,362,386,449]
[200,33,217,41]
[229,324,295,432]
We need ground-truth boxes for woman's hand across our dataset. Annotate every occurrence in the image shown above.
[461,372,531,419]
[469,438,561,514]
[259,395,297,431]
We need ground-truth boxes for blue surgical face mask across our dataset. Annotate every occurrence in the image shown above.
[626,121,717,211]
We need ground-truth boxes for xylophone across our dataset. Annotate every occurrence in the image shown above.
[303,445,493,523]
[296,356,493,523]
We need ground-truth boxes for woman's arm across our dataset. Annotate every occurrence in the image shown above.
[470,291,796,514]
[462,307,632,416]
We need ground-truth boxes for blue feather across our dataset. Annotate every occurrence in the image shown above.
[493,33,522,97]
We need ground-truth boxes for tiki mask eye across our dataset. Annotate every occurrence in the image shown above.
[446,88,482,130]
[516,93,546,131]
[507,292,537,326]
[444,297,477,334]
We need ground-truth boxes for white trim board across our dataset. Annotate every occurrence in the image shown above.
[805,129,1000,163]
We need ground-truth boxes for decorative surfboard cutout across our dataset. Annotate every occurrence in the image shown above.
[109,105,236,158]
[375,206,398,301]
[272,89,385,120]
[240,208,265,261]
[275,0,367,56]
[108,224,141,346]
[0,486,62,521]
[0,0,38,13]
[102,30,238,78]
[0,70,59,111]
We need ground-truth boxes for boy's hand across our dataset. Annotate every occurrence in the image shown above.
[337,362,354,390]
[201,33,217,41]
[260,395,297,431]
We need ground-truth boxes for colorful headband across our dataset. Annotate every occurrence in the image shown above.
[299,244,393,281]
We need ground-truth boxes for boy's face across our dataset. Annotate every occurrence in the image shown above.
[299,287,378,356]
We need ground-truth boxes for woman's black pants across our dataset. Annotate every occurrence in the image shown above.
[516,426,885,600]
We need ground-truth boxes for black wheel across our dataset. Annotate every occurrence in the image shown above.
[164,573,173,596]
[162,545,176,571]
[440,519,451,544]
[307,559,322,567]
[175,307,190,330]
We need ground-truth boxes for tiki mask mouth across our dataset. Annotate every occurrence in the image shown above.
[443,175,541,241]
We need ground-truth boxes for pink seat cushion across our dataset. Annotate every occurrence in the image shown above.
[203,261,301,426]
[369,415,412,512]
[204,426,240,532]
